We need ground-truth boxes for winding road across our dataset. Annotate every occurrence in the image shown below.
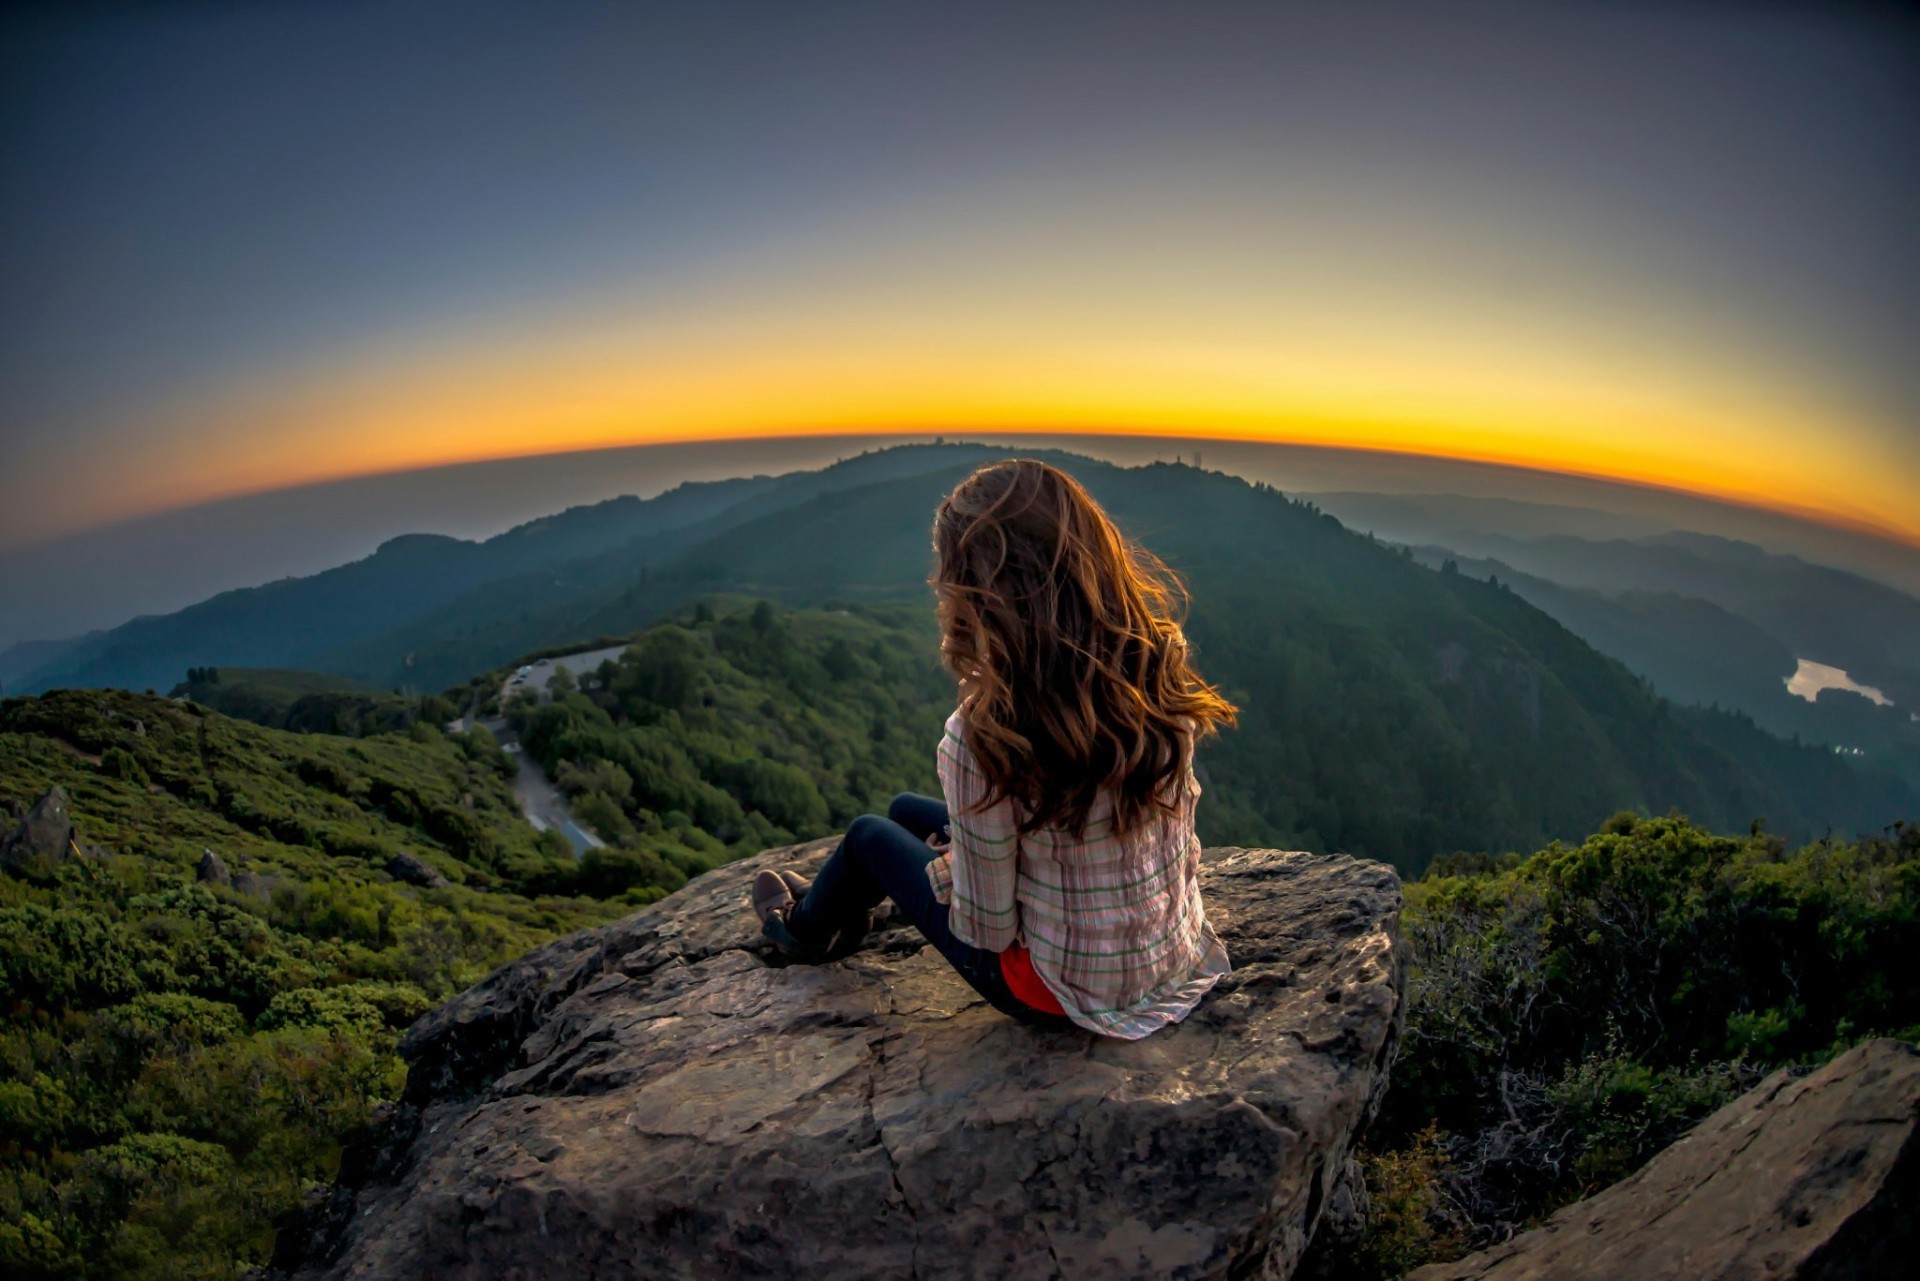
[487,642,635,857]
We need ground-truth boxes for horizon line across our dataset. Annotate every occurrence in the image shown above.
[12,425,1920,558]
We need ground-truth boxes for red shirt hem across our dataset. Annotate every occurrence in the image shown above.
[1000,940,1066,1015]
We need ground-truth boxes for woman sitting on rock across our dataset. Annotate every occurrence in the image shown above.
[752,458,1237,1039]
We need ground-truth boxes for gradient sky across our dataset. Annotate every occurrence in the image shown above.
[3,0,1915,552]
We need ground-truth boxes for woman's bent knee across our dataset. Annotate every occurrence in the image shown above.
[842,813,892,862]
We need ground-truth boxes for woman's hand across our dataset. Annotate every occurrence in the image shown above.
[925,829,951,851]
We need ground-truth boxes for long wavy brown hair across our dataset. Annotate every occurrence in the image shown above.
[931,458,1237,839]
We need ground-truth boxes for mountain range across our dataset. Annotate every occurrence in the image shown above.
[7,443,1911,868]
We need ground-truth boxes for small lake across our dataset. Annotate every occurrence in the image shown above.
[1785,659,1893,707]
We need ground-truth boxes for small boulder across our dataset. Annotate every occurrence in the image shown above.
[1,786,78,876]
[1408,1038,1920,1281]
[231,870,285,900]
[287,843,1406,1280]
[387,851,450,889]
[197,848,233,887]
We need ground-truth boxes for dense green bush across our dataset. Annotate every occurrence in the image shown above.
[508,601,950,896]
[1324,814,1920,1277]
[0,690,626,1280]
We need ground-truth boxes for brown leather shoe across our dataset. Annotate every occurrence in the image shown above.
[752,869,795,927]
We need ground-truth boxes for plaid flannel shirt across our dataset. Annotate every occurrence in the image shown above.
[925,709,1230,1039]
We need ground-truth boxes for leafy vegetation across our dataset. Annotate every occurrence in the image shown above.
[1311,813,1920,1278]
[167,667,451,738]
[0,689,626,1279]
[503,598,950,900]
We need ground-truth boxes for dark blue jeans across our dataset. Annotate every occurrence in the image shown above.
[787,793,1072,1027]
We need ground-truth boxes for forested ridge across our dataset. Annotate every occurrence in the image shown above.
[14,446,1915,864]
[166,668,426,739]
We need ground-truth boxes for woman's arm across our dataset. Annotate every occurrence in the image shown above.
[935,715,1020,952]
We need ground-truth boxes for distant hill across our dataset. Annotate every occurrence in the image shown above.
[1402,546,1920,787]
[1312,488,1920,783]
[1308,490,1674,543]
[13,444,1015,698]
[310,443,1015,685]
[1398,528,1920,706]
[0,632,98,691]
[10,474,784,695]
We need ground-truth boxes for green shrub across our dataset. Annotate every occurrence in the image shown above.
[1347,1127,1465,1278]
[1341,815,1920,1275]
[257,988,388,1038]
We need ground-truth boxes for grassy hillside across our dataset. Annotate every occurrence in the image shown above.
[0,690,627,1279]
[0,600,956,1278]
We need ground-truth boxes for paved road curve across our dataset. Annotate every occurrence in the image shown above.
[499,644,631,708]
[480,642,635,858]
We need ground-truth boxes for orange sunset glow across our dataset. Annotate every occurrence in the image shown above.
[5,1,1914,561]
[102,265,1919,551]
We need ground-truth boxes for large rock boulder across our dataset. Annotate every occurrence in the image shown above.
[1,785,78,875]
[196,848,233,887]
[286,843,1405,1280]
[1409,1038,1920,1281]
[386,849,450,889]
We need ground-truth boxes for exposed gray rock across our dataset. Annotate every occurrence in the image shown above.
[1,786,78,875]
[1408,1038,1920,1281]
[230,870,285,900]
[386,850,450,889]
[287,843,1406,1281]
[197,848,232,887]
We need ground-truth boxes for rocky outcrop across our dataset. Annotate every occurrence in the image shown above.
[286,843,1406,1281]
[2,786,80,875]
[231,869,285,900]
[197,848,232,887]
[386,850,450,889]
[1409,1038,1920,1281]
